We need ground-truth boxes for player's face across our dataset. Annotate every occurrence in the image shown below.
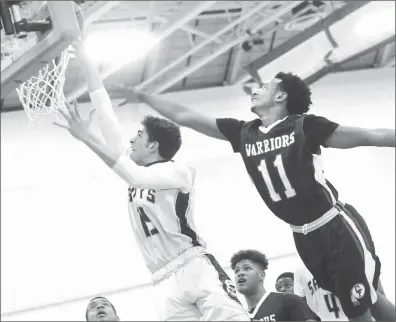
[250,78,283,114]
[128,127,152,166]
[233,259,264,295]
[275,277,294,293]
[86,298,118,321]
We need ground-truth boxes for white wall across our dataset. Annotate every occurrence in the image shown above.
[1,68,394,320]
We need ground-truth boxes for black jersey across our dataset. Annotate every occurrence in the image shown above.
[248,291,320,321]
[216,115,339,226]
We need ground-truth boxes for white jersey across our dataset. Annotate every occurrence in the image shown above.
[294,263,348,321]
[126,160,207,273]
[89,88,207,273]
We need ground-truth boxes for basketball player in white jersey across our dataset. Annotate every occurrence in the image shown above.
[294,262,348,321]
[54,45,249,321]
[294,262,394,321]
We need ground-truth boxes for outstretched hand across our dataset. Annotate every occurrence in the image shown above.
[53,101,96,141]
[107,84,143,107]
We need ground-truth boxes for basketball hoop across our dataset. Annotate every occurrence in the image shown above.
[16,45,75,122]
[15,2,84,124]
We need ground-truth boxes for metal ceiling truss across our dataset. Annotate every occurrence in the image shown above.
[235,0,368,85]
[67,1,218,101]
[150,1,307,94]
[83,1,121,27]
[137,1,294,93]
[225,1,319,85]
[373,42,395,68]
[223,1,251,84]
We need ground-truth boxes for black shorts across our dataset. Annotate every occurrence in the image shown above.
[293,203,381,319]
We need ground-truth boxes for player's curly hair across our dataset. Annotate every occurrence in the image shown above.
[142,115,182,160]
[276,272,294,282]
[230,249,269,271]
[275,72,312,115]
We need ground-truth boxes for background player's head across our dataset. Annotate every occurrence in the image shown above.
[231,249,269,296]
[250,72,312,118]
[275,272,294,293]
[129,115,182,166]
[86,296,119,321]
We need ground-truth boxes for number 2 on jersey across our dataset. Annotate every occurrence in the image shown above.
[137,207,159,237]
[258,154,296,202]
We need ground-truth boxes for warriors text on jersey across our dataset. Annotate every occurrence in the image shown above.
[127,160,206,273]
[294,263,347,321]
[216,115,339,226]
[248,291,320,321]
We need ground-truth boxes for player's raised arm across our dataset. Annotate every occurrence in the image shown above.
[54,102,192,192]
[111,85,227,141]
[303,114,395,150]
[77,44,127,155]
[324,126,395,149]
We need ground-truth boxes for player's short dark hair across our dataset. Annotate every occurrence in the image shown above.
[230,249,269,271]
[276,272,294,282]
[85,296,117,321]
[275,72,312,115]
[141,115,182,160]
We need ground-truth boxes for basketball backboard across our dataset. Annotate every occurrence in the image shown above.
[1,1,82,99]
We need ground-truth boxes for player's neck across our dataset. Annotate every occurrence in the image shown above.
[245,286,266,310]
[259,106,288,127]
[142,155,166,166]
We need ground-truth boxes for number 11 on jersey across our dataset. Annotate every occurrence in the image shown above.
[258,154,296,202]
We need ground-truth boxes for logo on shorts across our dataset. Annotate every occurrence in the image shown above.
[350,283,365,306]
[224,280,237,298]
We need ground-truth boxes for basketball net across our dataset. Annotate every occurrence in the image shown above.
[16,46,74,124]
[15,3,83,126]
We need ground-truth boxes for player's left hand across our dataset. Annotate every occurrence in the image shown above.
[53,101,95,141]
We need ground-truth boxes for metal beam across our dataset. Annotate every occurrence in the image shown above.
[335,36,396,70]
[67,1,217,101]
[84,1,120,27]
[152,2,304,94]
[182,19,200,88]
[116,3,221,44]
[146,1,155,31]
[373,42,395,67]
[305,35,396,84]
[139,1,157,83]
[384,56,395,68]
[225,1,318,85]
[89,19,222,44]
[236,1,370,84]
[182,24,222,44]
[136,1,274,91]
[224,1,250,84]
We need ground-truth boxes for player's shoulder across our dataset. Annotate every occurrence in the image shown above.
[267,291,290,302]
[153,160,194,191]
[243,118,261,128]
[277,291,306,304]
[150,160,191,174]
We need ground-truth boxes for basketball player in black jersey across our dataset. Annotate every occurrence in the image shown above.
[111,72,395,321]
[231,249,320,321]
[86,297,119,321]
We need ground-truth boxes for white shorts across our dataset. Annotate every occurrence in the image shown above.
[153,250,249,321]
